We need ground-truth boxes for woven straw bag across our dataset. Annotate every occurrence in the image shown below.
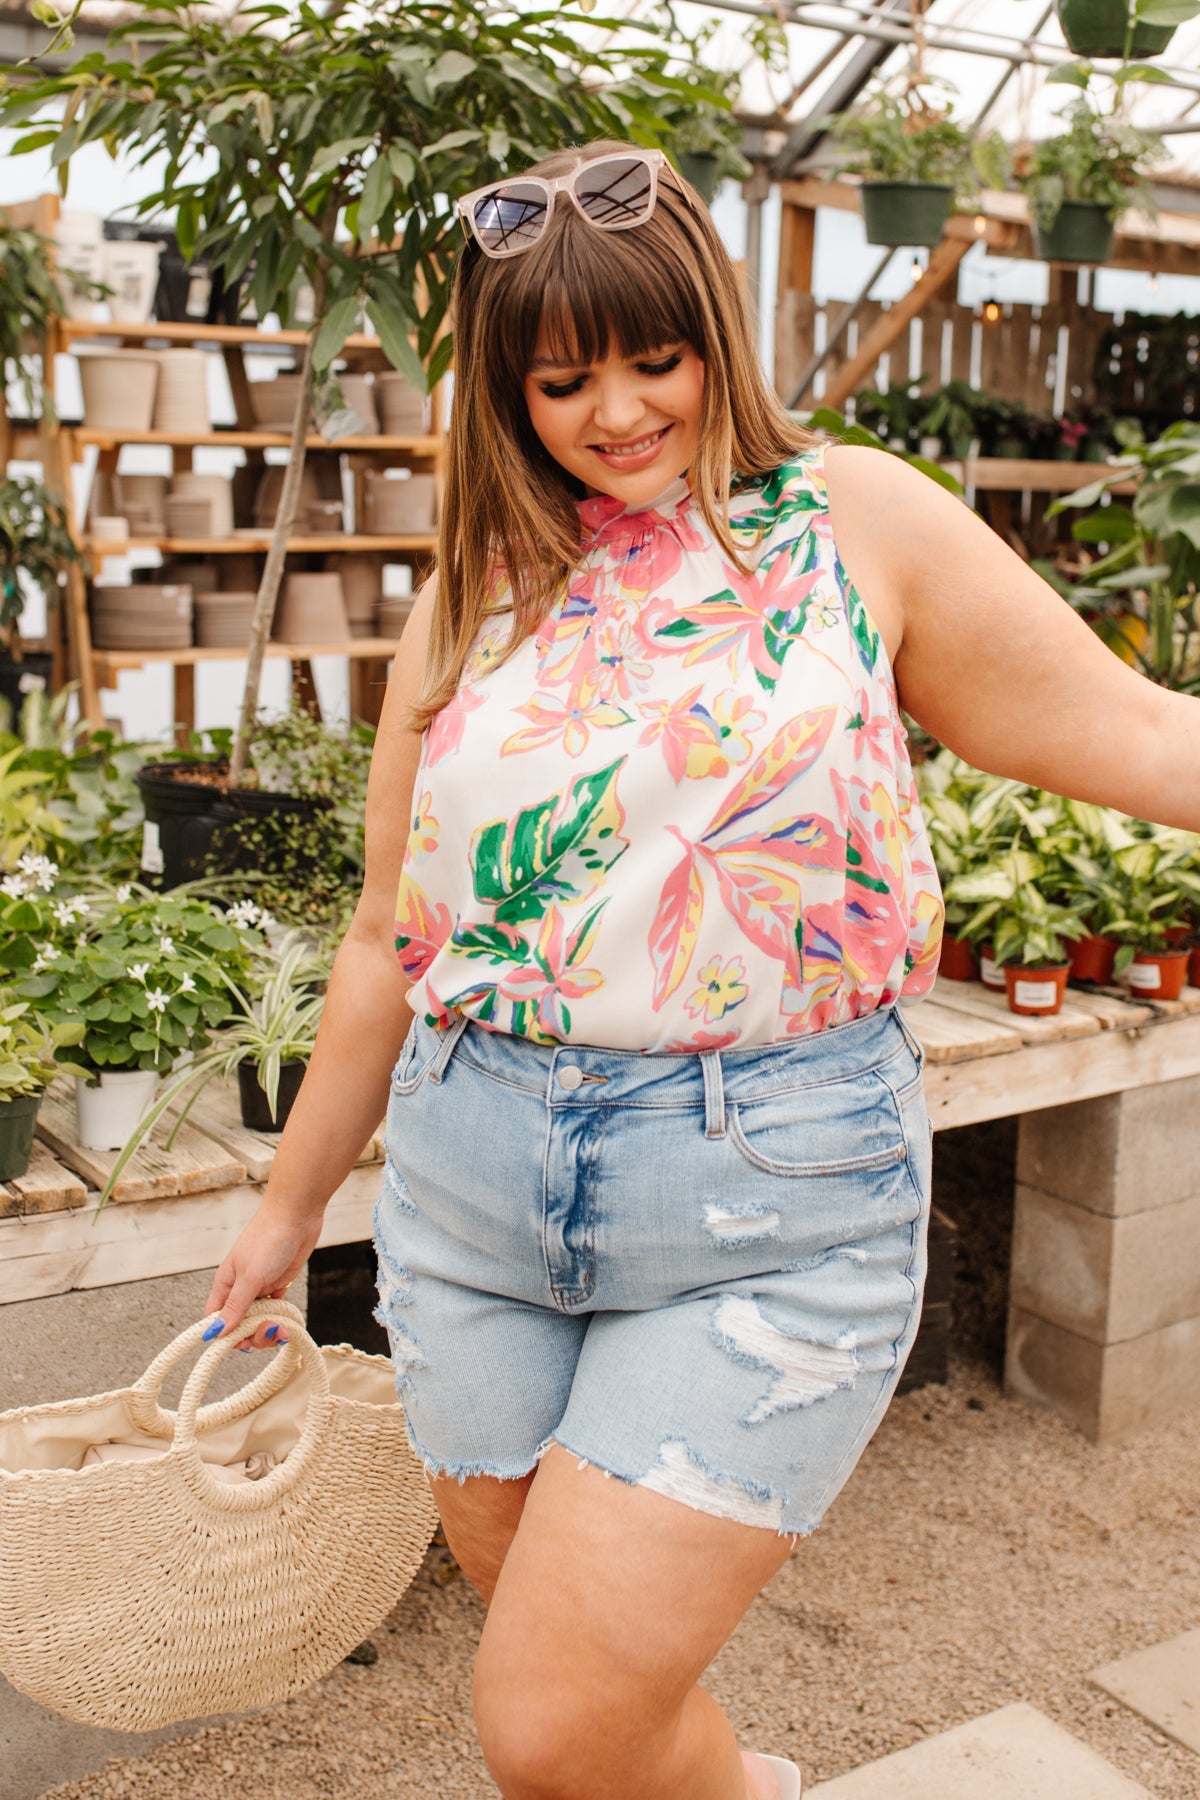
[0,1300,438,1730]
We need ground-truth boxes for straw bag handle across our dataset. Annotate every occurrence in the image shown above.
[129,1299,307,1438]
[171,1307,334,1512]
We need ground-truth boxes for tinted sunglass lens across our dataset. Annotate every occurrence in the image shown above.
[574,157,654,228]
[472,182,548,253]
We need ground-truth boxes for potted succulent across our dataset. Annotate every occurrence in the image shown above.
[94,932,329,1206]
[0,994,86,1181]
[15,882,267,1149]
[1021,83,1167,265]
[0,476,82,716]
[827,72,1009,248]
[1055,0,1199,61]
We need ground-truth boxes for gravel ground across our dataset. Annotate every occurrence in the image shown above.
[41,1350,1200,1799]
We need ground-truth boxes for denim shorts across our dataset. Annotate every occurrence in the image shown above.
[373,1004,931,1540]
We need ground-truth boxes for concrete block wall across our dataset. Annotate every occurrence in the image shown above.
[1005,1075,1200,1443]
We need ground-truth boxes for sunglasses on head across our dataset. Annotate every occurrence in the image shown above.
[455,149,691,260]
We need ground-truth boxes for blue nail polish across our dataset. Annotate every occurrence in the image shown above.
[276,1335,289,1345]
[265,1325,279,1341]
[201,1319,224,1341]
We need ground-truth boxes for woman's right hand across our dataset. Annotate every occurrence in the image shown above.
[202,1199,327,1348]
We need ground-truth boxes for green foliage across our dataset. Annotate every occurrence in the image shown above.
[0,748,64,870]
[825,76,1010,207]
[1022,91,1167,230]
[0,224,71,424]
[1048,419,1200,691]
[805,406,964,497]
[15,881,268,1073]
[0,994,86,1097]
[0,692,153,877]
[640,4,749,182]
[0,476,82,649]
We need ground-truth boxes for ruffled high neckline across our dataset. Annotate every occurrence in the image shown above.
[576,472,693,542]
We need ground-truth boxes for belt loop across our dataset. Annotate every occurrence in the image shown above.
[700,1048,726,1139]
[892,1004,926,1073]
[428,1011,470,1085]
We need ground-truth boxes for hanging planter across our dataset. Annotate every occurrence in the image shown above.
[861,181,954,248]
[1034,202,1115,266]
[1004,962,1070,1017]
[1056,0,1177,59]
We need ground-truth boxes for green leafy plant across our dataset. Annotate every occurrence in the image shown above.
[93,931,329,1206]
[0,223,72,425]
[1021,79,1168,232]
[16,882,268,1073]
[805,406,964,497]
[0,994,86,1097]
[6,0,681,781]
[0,475,82,656]
[825,74,1009,206]
[916,381,992,462]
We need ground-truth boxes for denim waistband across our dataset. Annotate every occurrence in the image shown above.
[418,1004,922,1130]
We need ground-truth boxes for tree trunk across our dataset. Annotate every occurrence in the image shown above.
[228,327,317,785]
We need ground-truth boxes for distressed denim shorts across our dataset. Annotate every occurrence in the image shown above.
[373,1004,931,1540]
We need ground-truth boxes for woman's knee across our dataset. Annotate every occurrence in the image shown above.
[428,1466,536,1604]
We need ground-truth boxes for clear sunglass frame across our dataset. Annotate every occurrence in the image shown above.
[455,150,671,260]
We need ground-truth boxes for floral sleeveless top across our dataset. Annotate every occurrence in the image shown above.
[394,450,944,1051]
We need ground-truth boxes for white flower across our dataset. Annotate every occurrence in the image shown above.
[0,873,27,898]
[30,942,60,973]
[177,973,197,996]
[227,900,262,929]
[53,901,80,927]
[72,896,90,916]
[129,963,150,983]
[146,988,169,1014]
[75,932,87,949]
[158,935,176,956]
[116,884,133,903]
[17,853,58,892]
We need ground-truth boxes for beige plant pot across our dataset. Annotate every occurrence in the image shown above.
[326,553,383,622]
[101,240,162,324]
[249,373,311,432]
[194,591,257,649]
[91,583,193,651]
[336,373,378,435]
[152,349,210,433]
[376,597,415,641]
[365,472,436,535]
[376,373,428,434]
[78,351,160,432]
[273,572,350,644]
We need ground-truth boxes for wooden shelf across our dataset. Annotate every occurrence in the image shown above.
[69,427,438,454]
[84,533,436,555]
[61,319,384,352]
[963,457,1137,494]
[92,637,402,679]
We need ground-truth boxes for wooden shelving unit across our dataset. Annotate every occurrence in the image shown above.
[23,242,442,733]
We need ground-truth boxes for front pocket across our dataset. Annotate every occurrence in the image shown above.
[391,1022,437,1096]
[726,1074,909,1178]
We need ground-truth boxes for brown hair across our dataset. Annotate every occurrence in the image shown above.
[413,139,815,728]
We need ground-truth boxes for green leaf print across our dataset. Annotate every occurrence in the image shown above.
[471,756,628,926]
[845,574,881,674]
[657,617,704,640]
[449,922,533,963]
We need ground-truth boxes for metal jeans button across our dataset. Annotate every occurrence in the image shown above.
[556,1065,584,1091]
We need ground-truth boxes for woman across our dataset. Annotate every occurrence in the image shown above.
[205,143,1200,1799]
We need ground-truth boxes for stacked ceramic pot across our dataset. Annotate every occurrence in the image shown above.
[77,349,160,432]
[116,474,169,537]
[272,573,350,644]
[365,471,436,534]
[376,597,414,641]
[51,211,104,322]
[327,553,383,638]
[249,372,310,432]
[336,373,378,435]
[91,583,192,650]
[193,591,258,648]
[165,472,233,540]
[152,349,210,434]
[376,374,428,435]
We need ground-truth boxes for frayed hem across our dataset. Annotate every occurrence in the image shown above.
[403,1416,552,1487]
[546,1435,816,1544]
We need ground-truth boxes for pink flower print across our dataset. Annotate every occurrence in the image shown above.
[662,1027,741,1052]
[407,790,439,860]
[846,689,897,772]
[686,953,748,1023]
[587,614,653,704]
[537,575,602,688]
[393,877,454,982]
[502,690,633,758]
[426,687,485,767]
[663,554,823,691]
[684,689,766,781]
[637,684,724,784]
[494,903,606,1042]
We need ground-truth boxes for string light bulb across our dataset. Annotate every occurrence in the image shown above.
[910,254,923,282]
[1148,272,1160,294]
[974,213,987,237]
[983,298,1001,323]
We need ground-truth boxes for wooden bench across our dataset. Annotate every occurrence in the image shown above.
[4,984,1200,1443]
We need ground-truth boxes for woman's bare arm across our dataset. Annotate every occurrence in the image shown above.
[203,577,436,1336]
[825,444,1200,832]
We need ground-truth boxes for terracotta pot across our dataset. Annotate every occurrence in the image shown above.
[1069,932,1118,986]
[1189,944,1200,990]
[1164,924,1191,946]
[193,591,257,649]
[1004,962,1069,1017]
[77,351,160,432]
[978,942,1006,992]
[365,472,436,534]
[272,572,349,644]
[1127,949,1190,1000]
[938,933,979,982]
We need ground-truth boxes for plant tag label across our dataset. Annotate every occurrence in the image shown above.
[1014,979,1057,1009]
[1128,963,1162,991]
[185,272,212,318]
[141,820,164,876]
[980,952,1000,986]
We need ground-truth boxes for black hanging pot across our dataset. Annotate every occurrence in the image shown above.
[861,182,953,248]
[1034,202,1115,266]
[237,1060,306,1133]
[1056,0,1175,58]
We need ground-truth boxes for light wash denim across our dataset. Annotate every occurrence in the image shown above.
[374,1005,931,1539]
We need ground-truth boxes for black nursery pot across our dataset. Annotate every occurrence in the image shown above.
[0,652,54,718]
[135,760,230,889]
[238,1059,306,1133]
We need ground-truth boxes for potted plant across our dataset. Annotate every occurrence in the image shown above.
[1021,81,1168,265]
[0,994,86,1181]
[0,476,82,716]
[918,751,1036,979]
[947,851,1088,1015]
[827,72,1009,248]
[8,0,680,786]
[16,881,267,1149]
[916,381,990,463]
[1099,836,1197,995]
[0,220,74,427]
[94,932,329,1206]
[1055,0,1199,61]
